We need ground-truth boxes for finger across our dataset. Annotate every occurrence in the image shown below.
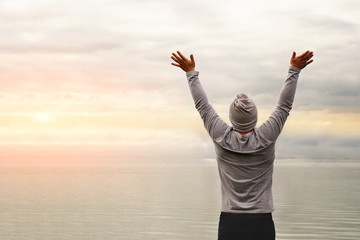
[172,53,182,62]
[306,59,314,65]
[305,52,314,60]
[304,51,313,59]
[292,51,296,59]
[299,50,310,58]
[171,63,181,67]
[302,54,313,63]
[171,56,180,63]
[190,54,195,63]
[177,51,188,61]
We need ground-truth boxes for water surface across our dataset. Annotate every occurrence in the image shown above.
[1,159,359,239]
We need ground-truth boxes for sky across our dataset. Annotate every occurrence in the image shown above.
[0,0,359,163]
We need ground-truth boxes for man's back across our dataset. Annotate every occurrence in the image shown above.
[214,129,277,213]
[185,66,301,213]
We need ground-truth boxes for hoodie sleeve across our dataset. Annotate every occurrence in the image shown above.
[186,71,229,141]
[257,66,301,142]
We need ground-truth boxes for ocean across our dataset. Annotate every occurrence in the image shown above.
[1,159,359,239]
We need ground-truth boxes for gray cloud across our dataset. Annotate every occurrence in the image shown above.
[276,136,360,160]
[0,0,359,160]
[1,0,359,100]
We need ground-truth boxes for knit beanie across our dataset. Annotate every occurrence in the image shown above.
[229,93,258,132]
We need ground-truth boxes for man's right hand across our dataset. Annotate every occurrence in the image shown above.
[290,51,314,69]
[171,51,196,72]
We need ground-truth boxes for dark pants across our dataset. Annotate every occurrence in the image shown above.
[218,212,276,240]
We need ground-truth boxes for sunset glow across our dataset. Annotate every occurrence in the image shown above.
[34,112,53,122]
[0,0,359,161]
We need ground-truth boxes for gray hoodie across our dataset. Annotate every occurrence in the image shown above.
[186,66,301,213]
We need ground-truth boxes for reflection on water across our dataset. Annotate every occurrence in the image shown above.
[0,159,359,240]
[274,160,360,240]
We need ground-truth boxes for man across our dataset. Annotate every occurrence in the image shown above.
[171,50,314,240]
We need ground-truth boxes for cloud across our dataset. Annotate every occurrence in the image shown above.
[0,0,359,160]
[277,136,360,160]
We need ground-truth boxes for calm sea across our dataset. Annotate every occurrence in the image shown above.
[1,159,359,240]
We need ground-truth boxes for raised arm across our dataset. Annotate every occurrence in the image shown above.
[258,51,314,142]
[171,51,229,140]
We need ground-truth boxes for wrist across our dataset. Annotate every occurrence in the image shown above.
[185,68,195,72]
[289,65,301,72]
